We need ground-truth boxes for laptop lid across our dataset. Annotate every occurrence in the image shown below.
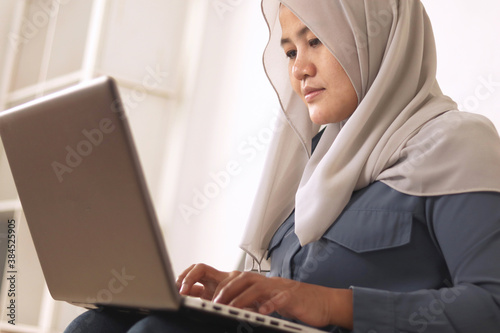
[0,76,179,310]
[0,77,328,333]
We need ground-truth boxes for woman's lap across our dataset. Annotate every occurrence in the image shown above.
[64,308,275,333]
[64,308,145,333]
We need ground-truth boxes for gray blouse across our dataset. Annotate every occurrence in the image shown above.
[267,181,500,332]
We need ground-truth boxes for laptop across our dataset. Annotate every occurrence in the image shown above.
[0,76,325,333]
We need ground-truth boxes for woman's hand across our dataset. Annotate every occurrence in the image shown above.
[177,264,353,329]
[176,263,235,300]
[215,270,352,329]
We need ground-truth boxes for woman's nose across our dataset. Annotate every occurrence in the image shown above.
[292,54,316,80]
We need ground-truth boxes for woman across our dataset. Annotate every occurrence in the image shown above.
[66,0,500,332]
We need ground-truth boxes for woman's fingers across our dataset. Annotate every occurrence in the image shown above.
[179,268,352,328]
[176,263,232,299]
[213,271,261,304]
[188,284,205,298]
[214,273,298,313]
[233,277,300,312]
[178,263,215,295]
[258,288,292,315]
[175,264,196,290]
[213,274,342,328]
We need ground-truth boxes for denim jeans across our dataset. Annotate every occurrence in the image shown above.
[64,308,290,333]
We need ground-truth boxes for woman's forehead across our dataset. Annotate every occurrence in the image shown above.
[279,5,313,43]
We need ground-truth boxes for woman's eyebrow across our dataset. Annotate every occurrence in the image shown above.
[280,26,310,46]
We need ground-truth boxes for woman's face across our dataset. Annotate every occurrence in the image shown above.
[279,6,358,125]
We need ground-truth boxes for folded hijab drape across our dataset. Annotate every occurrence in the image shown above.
[240,0,500,266]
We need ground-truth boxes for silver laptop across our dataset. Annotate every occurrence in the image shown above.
[0,77,325,333]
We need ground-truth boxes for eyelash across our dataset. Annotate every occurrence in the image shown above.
[285,38,322,59]
[309,38,321,47]
[286,50,297,59]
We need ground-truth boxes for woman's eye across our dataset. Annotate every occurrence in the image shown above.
[309,38,322,47]
[286,50,297,59]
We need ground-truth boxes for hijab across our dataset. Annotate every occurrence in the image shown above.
[240,0,500,266]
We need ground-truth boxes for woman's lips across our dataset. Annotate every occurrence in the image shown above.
[304,88,325,103]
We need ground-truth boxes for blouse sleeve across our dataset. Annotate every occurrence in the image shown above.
[351,191,500,333]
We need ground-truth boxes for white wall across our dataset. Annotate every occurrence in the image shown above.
[422,0,500,127]
[158,0,279,275]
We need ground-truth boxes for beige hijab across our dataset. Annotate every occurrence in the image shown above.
[240,0,500,266]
